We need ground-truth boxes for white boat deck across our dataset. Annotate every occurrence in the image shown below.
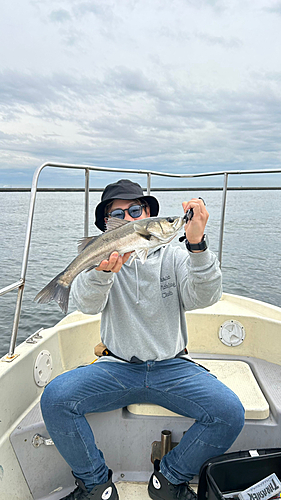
[115,481,198,499]
[1,293,281,500]
[116,482,150,499]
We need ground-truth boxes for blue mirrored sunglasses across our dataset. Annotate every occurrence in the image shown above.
[107,204,145,219]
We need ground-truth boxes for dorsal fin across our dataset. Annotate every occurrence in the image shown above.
[105,218,130,232]
[77,236,99,253]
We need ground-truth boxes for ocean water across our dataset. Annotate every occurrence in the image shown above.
[0,189,281,358]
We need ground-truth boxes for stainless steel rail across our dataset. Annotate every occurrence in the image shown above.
[1,162,281,359]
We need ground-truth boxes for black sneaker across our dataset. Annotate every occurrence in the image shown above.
[60,470,119,500]
[148,460,197,500]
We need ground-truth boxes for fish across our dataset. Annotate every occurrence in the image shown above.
[34,215,185,314]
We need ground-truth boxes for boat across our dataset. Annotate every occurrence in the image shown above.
[1,162,281,500]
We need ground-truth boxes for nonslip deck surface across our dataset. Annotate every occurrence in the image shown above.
[116,482,150,499]
[116,481,198,499]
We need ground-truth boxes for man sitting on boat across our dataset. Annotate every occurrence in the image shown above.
[40,179,245,500]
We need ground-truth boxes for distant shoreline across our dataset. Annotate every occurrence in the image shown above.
[1,187,281,192]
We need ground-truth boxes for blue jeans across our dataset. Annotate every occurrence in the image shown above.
[41,358,244,492]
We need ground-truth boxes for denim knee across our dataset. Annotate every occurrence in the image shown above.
[40,376,65,424]
[231,396,245,435]
[222,391,245,439]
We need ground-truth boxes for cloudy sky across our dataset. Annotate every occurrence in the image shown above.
[1,0,281,187]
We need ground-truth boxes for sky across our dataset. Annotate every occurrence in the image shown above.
[0,0,281,187]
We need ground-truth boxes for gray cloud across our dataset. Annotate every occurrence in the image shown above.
[49,9,72,23]
[73,1,117,22]
[158,26,242,48]
[0,71,59,107]
[1,0,281,184]
[183,0,227,12]
[0,70,106,110]
[109,67,159,94]
[0,64,280,178]
[195,32,243,48]
[263,2,281,15]
[158,27,191,42]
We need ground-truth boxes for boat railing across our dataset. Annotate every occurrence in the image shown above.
[1,162,281,360]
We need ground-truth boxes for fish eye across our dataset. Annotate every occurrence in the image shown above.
[167,217,175,223]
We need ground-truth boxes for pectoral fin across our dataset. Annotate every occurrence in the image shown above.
[135,248,149,264]
[128,248,149,265]
[134,222,151,240]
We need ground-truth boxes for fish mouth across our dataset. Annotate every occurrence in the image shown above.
[171,216,185,231]
[160,216,185,241]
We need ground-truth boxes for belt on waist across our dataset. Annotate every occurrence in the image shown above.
[103,347,189,364]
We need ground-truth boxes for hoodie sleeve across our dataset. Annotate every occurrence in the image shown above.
[70,269,114,315]
[175,247,222,311]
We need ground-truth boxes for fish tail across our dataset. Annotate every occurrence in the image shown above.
[34,271,70,315]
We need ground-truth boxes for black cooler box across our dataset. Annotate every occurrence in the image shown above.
[197,449,281,500]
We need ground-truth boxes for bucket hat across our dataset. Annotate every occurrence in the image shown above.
[95,179,159,231]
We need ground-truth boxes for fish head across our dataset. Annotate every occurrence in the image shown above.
[144,216,185,242]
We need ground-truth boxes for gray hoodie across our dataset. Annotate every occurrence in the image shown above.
[71,245,222,362]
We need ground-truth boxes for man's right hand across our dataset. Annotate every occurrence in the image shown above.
[96,251,132,273]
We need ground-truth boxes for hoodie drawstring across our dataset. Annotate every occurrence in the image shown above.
[134,260,140,304]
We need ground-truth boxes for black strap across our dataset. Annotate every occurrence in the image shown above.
[103,349,143,364]
[103,347,209,372]
[175,348,188,358]
[103,347,189,364]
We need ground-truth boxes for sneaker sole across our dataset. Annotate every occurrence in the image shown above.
[148,485,162,500]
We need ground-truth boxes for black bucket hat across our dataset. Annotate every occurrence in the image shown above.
[95,179,159,231]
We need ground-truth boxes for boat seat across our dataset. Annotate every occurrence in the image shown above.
[128,360,269,420]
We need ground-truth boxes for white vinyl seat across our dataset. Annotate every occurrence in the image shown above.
[128,360,269,420]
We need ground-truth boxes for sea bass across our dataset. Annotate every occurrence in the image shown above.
[34,215,185,314]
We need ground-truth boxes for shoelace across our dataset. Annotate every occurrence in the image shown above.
[173,482,197,500]
[178,484,197,500]
[63,483,85,500]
